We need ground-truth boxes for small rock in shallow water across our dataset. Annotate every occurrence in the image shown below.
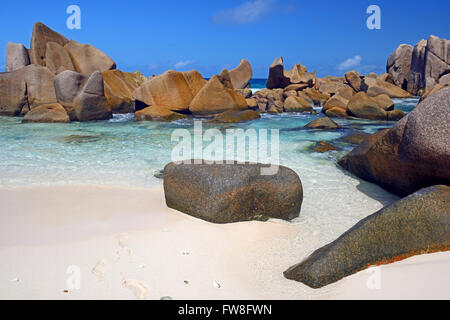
[62,135,101,144]
[338,131,370,145]
[312,141,337,153]
[305,117,341,129]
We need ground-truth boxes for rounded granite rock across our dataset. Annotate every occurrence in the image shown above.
[163,161,303,224]
[284,185,450,288]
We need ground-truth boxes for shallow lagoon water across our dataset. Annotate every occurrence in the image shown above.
[0,99,419,297]
[0,95,418,189]
[0,99,416,189]
[0,98,418,233]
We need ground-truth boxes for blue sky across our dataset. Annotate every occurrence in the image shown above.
[1,0,449,78]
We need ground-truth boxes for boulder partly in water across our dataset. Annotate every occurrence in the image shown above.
[339,87,450,196]
[284,185,450,288]
[163,161,303,223]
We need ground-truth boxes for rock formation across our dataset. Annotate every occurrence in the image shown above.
[0,64,57,116]
[339,87,450,196]
[208,109,261,123]
[267,57,316,89]
[189,70,248,116]
[163,161,303,223]
[54,70,111,121]
[65,40,116,75]
[22,103,70,123]
[133,70,206,112]
[228,59,253,89]
[134,105,188,122]
[284,185,450,288]
[29,22,69,66]
[6,42,30,72]
[387,35,449,95]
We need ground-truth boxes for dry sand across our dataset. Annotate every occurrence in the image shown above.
[0,185,448,300]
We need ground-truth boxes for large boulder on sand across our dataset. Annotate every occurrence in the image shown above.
[347,92,387,120]
[163,161,303,223]
[189,70,248,116]
[65,40,116,75]
[29,22,69,66]
[134,105,187,122]
[339,87,450,196]
[284,185,450,288]
[22,103,70,123]
[133,70,206,112]
[6,42,30,72]
[0,64,57,116]
[228,59,252,89]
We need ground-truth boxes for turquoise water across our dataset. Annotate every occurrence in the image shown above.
[250,78,267,89]
[0,97,418,188]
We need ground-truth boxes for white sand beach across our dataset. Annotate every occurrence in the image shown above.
[0,185,448,300]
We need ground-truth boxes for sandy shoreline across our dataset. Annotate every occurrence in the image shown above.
[0,185,448,300]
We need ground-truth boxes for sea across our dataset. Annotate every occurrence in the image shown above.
[0,79,419,189]
[0,79,421,241]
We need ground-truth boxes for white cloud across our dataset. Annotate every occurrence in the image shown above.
[148,63,160,70]
[337,56,362,71]
[174,60,195,68]
[212,0,276,25]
